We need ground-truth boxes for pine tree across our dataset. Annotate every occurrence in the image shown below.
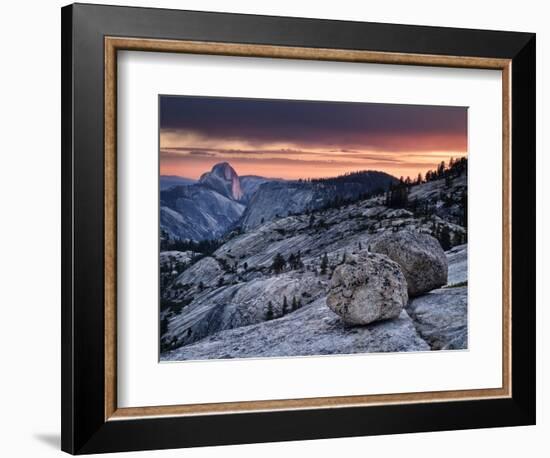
[437,160,446,178]
[266,301,274,320]
[282,296,288,315]
[296,251,304,269]
[288,253,296,269]
[387,181,408,208]
[320,253,329,275]
[271,253,286,273]
[292,296,298,311]
[439,225,452,250]
[410,198,418,214]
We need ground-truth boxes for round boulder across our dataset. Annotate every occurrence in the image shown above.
[369,230,448,297]
[326,252,408,325]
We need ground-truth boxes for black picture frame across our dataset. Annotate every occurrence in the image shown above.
[61,3,536,454]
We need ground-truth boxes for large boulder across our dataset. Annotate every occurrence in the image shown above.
[326,252,408,325]
[369,230,447,297]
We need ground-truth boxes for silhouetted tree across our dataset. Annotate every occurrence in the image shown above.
[439,225,452,250]
[320,253,329,275]
[266,301,274,320]
[386,182,408,208]
[437,160,446,178]
[271,253,286,273]
[292,296,298,311]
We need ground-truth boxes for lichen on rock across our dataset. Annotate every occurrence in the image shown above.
[369,230,448,297]
[326,251,408,325]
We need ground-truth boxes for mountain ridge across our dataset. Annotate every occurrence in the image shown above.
[160,162,399,242]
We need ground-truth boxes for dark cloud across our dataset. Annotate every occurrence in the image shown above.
[160,95,467,150]
[160,147,404,164]
[186,150,215,157]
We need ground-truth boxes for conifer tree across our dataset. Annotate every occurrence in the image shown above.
[288,253,296,269]
[320,253,329,275]
[266,301,274,320]
[439,225,452,250]
[437,160,446,178]
[271,253,286,274]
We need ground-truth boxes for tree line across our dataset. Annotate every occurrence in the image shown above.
[265,295,302,320]
[160,232,221,255]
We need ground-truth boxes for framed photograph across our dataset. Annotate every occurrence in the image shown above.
[61,3,536,454]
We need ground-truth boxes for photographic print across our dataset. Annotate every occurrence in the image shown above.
[159,96,468,361]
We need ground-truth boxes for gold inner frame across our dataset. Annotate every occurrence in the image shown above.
[104,37,512,421]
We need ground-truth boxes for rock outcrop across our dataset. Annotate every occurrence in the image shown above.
[406,286,467,350]
[446,244,467,285]
[160,250,197,268]
[162,271,329,349]
[199,162,244,201]
[161,298,430,361]
[240,175,277,203]
[369,231,448,297]
[327,252,408,325]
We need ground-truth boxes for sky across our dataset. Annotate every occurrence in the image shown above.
[160,95,467,180]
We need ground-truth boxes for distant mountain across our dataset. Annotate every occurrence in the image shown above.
[160,175,197,190]
[240,175,280,203]
[161,183,245,242]
[240,171,398,230]
[161,164,399,242]
[199,162,243,201]
[161,163,282,242]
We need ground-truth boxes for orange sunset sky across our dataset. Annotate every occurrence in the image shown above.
[160,96,467,180]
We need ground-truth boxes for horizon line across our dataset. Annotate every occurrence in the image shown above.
[161,157,467,182]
